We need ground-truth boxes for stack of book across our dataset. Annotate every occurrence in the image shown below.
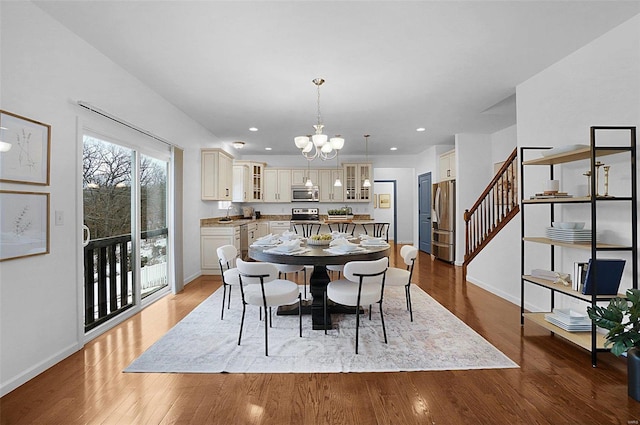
[530,192,573,200]
[544,308,592,332]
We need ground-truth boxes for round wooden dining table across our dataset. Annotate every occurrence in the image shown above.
[249,241,390,330]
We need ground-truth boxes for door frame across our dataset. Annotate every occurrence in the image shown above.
[418,172,432,254]
[373,179,397,245]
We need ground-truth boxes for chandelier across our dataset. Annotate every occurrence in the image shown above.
[294,78,344,161]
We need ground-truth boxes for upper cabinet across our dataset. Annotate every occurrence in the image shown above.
[235,161,265,202]
[291,169,319,187]
[318,169,344,202]
[343,163,372,202]
[439,149,456,181]
[201,149,233,200]
[263,168,292,203]
[232,164,250,202]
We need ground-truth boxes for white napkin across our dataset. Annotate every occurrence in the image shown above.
[329,238,360,252]
[257,233,274,241]
[272,239,301,252]
[331,231,349,239]
[280,230,298,241]
[360,238,387,246]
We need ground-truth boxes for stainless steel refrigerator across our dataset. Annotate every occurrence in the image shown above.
[431,180,455,263]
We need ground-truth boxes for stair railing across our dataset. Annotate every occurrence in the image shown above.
[463,148,519,278]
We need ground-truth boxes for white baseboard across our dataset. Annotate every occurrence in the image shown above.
[184,271,202,284]
[1,342,81,397]
[465,274,545,313]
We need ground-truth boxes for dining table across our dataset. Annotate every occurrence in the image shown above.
[248,239,390,330]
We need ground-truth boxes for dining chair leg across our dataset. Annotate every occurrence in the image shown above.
[324,292,328,335]
[264,308,269,356]
[228,286,232,309]
[298,294,302,337]
[221,283,227,320]
[269,307,273,328]
[406,284,414,322]
[355,304,360,354]
[238,304,246,346]
[379,302,388,344]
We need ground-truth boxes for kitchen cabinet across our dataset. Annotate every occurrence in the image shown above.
[256,221,269,238]
[246,222,258,246]
[264,168,292,202]
[318,169,344,202]
[201,149,234,200]
[439,149,456,181]
[201,226,240,275]
[269,221,291,235]
[232,165,250,202]
[291,169,319,186]
[235,160,265,202]
[520,126,637,366]
[343,163,372,202]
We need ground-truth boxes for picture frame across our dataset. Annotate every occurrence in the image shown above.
[379,193,391,209]
[0,110,51,185]
[0,190,50,261]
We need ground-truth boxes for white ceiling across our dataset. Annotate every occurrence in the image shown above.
[35,1,640,156]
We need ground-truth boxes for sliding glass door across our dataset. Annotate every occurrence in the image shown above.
[82,134,169,332]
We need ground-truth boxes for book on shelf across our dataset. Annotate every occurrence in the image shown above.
[530,192,574,199]
[573,262,588,292]
[581,258,626,295]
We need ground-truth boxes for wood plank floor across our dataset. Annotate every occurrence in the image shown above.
[2,244,640,424]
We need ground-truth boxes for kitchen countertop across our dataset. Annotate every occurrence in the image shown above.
[201,215,373,227]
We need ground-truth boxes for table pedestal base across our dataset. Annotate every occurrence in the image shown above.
[276,265,361,330]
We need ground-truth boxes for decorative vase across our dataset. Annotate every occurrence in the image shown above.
[628,347,640,401]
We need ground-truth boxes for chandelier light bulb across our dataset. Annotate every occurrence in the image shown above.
[0,140,12,152]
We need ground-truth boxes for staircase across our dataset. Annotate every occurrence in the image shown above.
[463,148,519,279]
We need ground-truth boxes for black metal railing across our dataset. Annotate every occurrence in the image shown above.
[84,227,168,331]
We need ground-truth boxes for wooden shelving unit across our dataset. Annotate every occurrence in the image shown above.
[520,126,637,366]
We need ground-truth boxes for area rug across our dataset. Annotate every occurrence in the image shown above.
[124,284,518,373]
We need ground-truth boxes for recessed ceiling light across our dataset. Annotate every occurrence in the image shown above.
[249,127,258,132]
[416,127,426,132]
[265,147,272,151]
[390,147,398,151]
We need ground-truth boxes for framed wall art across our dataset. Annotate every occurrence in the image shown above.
[0,191,50,261]
[0,110,51,185]
[379,193,391,209]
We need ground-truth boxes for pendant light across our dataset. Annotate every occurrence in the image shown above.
[305,160,313,187]
[363,134,371,188]
[334,150,342,187]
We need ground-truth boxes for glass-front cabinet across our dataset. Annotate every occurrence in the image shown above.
[343,163,372,202]
[234,161,264,202]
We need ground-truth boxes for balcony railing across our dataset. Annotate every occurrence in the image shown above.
[84,228,168,331]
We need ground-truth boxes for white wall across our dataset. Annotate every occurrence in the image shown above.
[465,126,520,304]
[0,2,220,396]
[455,133,492,265]
[373,168,415,244]
[468,14,640,314]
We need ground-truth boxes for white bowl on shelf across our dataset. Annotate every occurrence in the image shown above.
[551,222,585,229]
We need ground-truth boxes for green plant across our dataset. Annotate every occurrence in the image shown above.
[587,288,640,356]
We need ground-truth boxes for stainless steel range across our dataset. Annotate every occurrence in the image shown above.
[291,207,320,222]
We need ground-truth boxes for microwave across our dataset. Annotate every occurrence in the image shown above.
[291,185,319,202]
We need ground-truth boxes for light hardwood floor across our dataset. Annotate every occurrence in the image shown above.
[2,245,640,424]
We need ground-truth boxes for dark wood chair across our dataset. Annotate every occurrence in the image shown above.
[327,222,356,236]
[361,222,390,242]
[292,222,321,238]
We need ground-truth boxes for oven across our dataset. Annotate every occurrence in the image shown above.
[291,185,319,202]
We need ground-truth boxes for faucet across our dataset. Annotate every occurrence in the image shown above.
[226,204,234,220]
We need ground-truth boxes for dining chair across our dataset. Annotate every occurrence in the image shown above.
[365,222,390,242]
[327,222,356,236]
[274,263,308,299]
[216,245,241,320]
[236,259,302,356]
[384,245,419,321]
[292,222,321,238]
[324,257,388,354]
